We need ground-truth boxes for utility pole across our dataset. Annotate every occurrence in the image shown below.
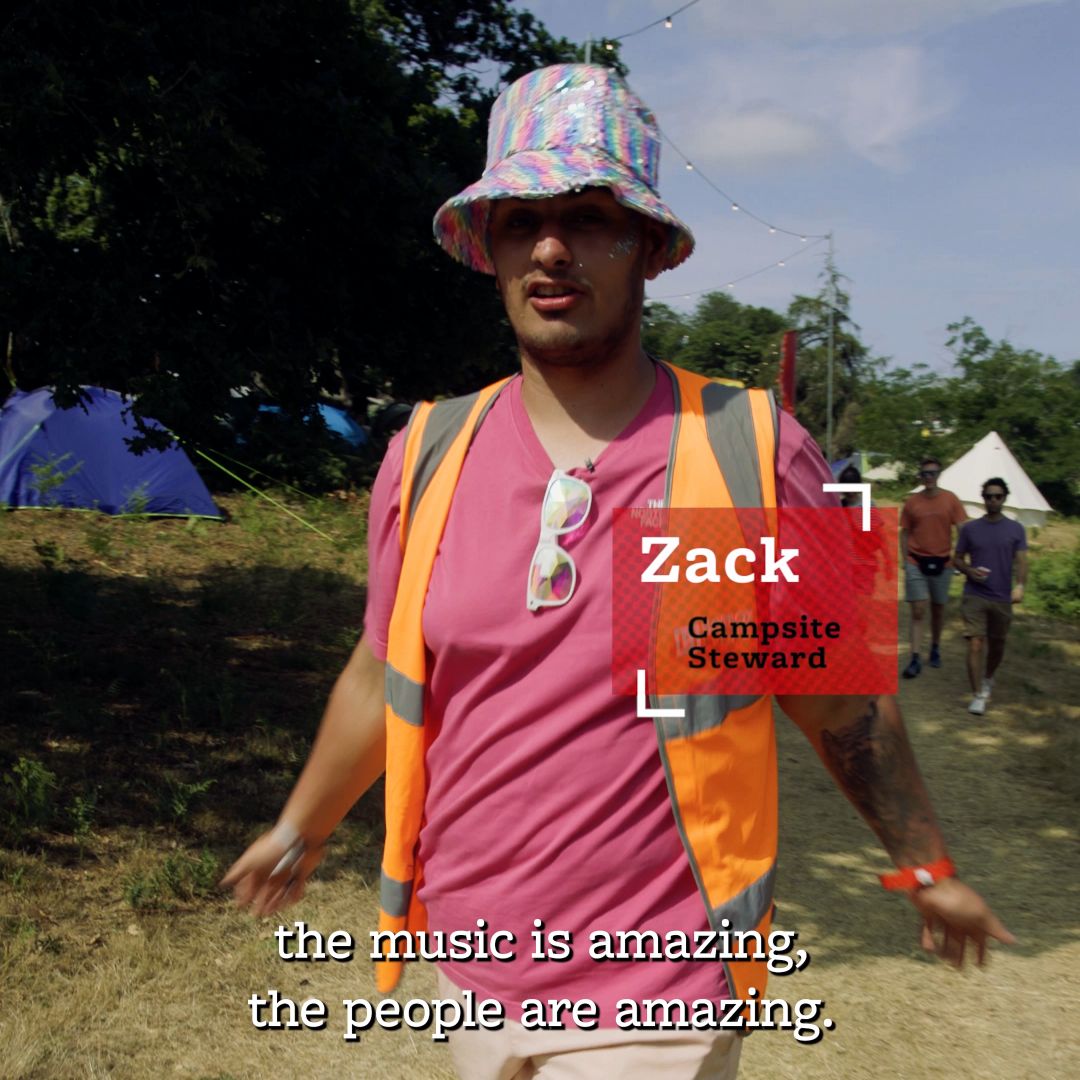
[825,231,836,463]
[585,36,592,63]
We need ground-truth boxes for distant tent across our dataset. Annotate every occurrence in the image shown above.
[317,403,368,448]
[864,459,902,482]
[830,452,902,482]
[256,403,369,448]
[829,454,859,479]
[920,431,1053,528]
[0,386,223,518]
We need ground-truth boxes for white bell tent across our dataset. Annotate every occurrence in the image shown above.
[933,431,1053,527]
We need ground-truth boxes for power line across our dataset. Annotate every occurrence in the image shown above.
[588,3,830,259]
[660,128,828,242]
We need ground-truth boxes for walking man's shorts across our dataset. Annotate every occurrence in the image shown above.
[961,595,1013,640]
[904,561,952,605]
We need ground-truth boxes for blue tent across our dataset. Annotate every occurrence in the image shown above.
[0,386,222,518]
[255,402,368,448]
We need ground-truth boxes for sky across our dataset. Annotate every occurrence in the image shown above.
[514,0,1080,373]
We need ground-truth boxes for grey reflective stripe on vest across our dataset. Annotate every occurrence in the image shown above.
[404,385,510,543]
[656,694,763,739]
[386,663,423,727]
[380,869,413,917]
[657,365,775,510]
[708,862,776,932]
[406,391,483,539]
[765,389,778,451]
[700,382,766,508]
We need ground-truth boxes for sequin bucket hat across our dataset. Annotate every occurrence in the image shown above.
[432,64,695,275]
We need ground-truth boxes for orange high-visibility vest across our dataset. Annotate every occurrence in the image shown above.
[376,362,779,1002]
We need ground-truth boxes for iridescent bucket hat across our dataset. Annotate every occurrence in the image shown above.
[433,64,695,275]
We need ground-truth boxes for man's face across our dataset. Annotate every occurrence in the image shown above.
[919,464,941,491]
[488,188,666,368]
[983,486,1006,512]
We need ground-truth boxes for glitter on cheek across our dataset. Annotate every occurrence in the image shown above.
[609,234,639,260]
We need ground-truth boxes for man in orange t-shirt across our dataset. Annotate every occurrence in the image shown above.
[900,457,967,678]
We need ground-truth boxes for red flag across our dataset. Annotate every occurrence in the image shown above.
[780,331,798,415]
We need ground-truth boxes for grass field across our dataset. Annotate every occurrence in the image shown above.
[2,495,1078,1079]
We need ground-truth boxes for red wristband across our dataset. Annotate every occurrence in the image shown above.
[880,857,956,891]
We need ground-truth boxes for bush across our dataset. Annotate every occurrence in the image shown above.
[2,756,59,841]
[1028,544,1080,620]
[125,849,221,909]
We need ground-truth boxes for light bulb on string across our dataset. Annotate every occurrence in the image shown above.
[685,162,694,170]
[731,203,739,212]
[664,17,673,28]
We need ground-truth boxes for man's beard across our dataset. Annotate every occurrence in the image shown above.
[514,279,645,370]
[509,246,643,371]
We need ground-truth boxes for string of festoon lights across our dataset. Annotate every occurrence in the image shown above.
[587,0,832,297]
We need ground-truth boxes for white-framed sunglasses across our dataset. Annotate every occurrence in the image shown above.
[526,469,593,611]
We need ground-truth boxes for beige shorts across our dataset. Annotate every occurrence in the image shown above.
[961,594,1014,640]
[435,970,742,1080]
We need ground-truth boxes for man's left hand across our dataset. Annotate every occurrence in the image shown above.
[909,877,1016,967]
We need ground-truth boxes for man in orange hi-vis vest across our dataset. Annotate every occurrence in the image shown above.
[224,64,1013,1080]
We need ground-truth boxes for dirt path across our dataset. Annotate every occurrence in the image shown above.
[743,608,1080,1079]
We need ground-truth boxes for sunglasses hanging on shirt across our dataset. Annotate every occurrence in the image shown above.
[526,469,592,611]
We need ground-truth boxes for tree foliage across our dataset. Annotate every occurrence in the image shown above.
[644,267,875,453]
[940,318,1080,512]
[644,293,787,386]
[855,318,1080,514]
[0,0,588,475]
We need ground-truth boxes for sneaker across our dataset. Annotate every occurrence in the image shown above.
[968,695,988,716]
[929,644,942,668]
[980,677,993,700]
[903,655,922,679]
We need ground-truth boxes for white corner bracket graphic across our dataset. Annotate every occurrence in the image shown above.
[822,483,872,532]
[636,669,686,719]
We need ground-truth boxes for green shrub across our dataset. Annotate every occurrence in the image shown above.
[158,776,216,823]
[68,788,99,848]
[2,757,59,840]
[1028,544,1080,620]
[125,849,220,908]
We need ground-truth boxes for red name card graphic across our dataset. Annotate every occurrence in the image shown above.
[611,506,898,695]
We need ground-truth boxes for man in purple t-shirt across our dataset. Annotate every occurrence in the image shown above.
[224,63,1014,1080]
[954,477,1028,716]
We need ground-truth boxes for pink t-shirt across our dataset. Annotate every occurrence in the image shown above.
[364,369,834,1024]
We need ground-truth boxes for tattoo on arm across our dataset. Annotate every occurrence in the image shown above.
[820,698,944,864]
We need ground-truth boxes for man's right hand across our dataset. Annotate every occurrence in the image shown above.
[220,636,387,919]
[220,827,325,917]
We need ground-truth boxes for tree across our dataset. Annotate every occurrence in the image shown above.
[643,293,787,387]
[0,1,586,480]
[680,292,787,386]
[853,318,1080,514]
[642,301,690,364]
[939,318,1080,513]
[854,361,951,469]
